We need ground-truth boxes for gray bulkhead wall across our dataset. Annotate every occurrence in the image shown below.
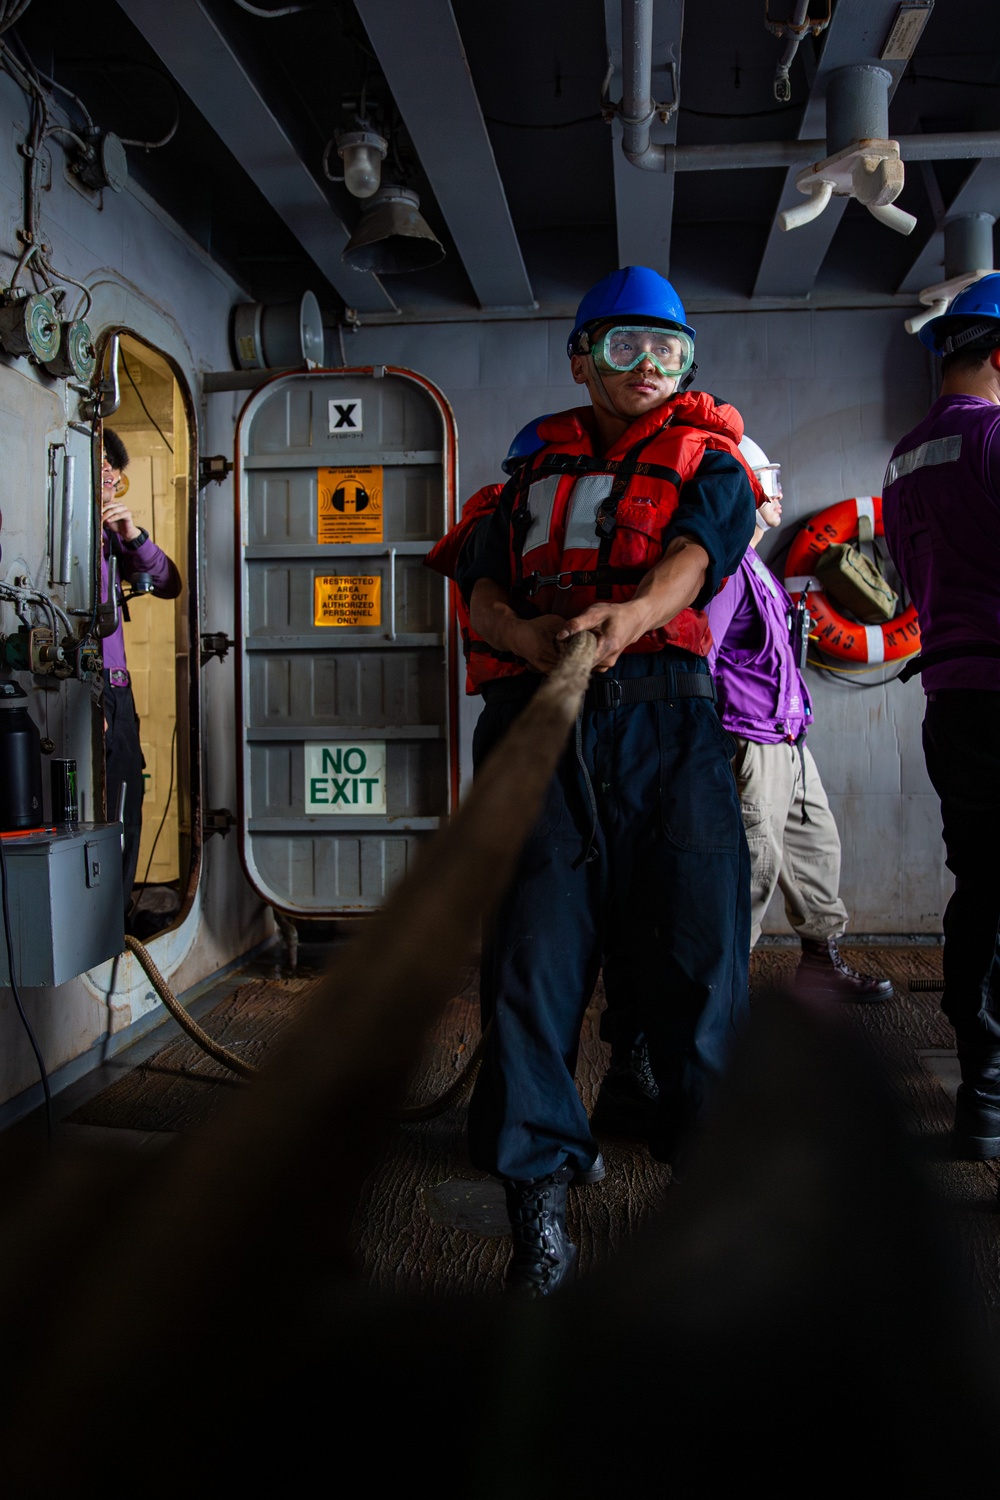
[341,309,947,935]
[0,71,271,1114]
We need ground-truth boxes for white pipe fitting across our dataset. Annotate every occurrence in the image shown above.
[779,180,833,232]
[868,201,917,235]
[904,299,949,335]
[903,271,994,336]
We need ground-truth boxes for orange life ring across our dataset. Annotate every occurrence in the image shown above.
[783,495,921,664]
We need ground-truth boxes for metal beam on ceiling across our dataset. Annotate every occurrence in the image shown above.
[897,159,1000,293]
[753,0,911,299]
[603,0,684,275]
[115,0,397,314]
[353,0,534,310]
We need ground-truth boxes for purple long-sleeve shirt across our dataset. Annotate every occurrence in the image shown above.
[100,528,182,675]
[883,394,1000,693]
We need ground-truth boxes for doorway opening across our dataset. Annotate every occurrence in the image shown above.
[104,332,198,940]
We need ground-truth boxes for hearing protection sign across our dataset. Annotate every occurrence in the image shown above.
[304,741,387,815]
[317,465,383,543]
[314,574,381,627]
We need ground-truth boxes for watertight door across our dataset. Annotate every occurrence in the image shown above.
[234,367,457,915]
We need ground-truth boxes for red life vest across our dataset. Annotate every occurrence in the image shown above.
[426,393,762,693]
[425,483,526,694]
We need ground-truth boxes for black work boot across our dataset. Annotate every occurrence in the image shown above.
[954,1048,1000,1161]
[794,937,894,1003]
[502,1167,577,1298]
[572,1151,606,1186]
[590,1039,660,1136]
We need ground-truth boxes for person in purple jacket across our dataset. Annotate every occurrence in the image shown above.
[882,275,1000,1163]
[101,428,182,918]
[706,436,892,1002]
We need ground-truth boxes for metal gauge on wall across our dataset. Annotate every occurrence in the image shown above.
[44,320,97,382]
[0,292,61,363]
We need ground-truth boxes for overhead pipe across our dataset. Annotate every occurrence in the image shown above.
[905,212,997,335]
[617,0,1000,176]
[619,0,664,172]
[203,366,298,393]
[634,132,1000,174]
[825,63,891,154]
[768,1,831,104]
[779,65,915,235]
[944,211,995,279]
[772,1,811,104]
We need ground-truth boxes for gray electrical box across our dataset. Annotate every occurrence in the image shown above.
[0,824,124,986]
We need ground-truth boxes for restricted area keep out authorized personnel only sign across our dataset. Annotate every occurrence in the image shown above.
[317,465,383,543]
[304,741,387,814]
[314,574,381,627]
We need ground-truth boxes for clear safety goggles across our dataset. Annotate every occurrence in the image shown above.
[591,324,696,379]
[755,464,782,500]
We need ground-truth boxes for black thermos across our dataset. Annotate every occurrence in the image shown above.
[0,681,43,832]
[51,758,78,824]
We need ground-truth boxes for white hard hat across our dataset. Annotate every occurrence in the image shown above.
[739,434,781,499]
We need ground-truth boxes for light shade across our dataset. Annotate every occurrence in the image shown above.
[341,186,445,275]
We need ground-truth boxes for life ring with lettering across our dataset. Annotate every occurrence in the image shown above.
[783,495,921,665]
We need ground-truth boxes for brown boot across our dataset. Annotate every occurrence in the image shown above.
[794,937,894,1003]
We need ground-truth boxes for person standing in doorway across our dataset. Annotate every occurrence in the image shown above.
[100,427,182,919]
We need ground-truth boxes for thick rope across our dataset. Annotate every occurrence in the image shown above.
[394,1019,491,1122]
[121,635,598,1113]
[123,934,256,1080]
[125,930,487,1112]
[126,928,487,1114]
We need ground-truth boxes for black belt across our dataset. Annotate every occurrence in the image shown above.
[898,643,1000,683]
[585,670,715,711]
[512,566,645,599]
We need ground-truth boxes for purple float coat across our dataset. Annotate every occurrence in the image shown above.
[100,529,182,674]
[882,395,1000,693]
[705,547,811,744]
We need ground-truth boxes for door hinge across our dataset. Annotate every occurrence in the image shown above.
[198,454,232,487]
[200,632,234,666]
[203,808,235,840]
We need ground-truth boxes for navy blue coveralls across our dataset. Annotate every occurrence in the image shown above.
[457,449,755,1182]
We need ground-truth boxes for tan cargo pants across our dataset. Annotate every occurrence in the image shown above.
[733,737,850,949]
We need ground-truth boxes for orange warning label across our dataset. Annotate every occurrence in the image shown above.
[314,574,381,628]
[317,465,383,543]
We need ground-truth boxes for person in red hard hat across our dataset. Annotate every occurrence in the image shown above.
[442,266,761,1298]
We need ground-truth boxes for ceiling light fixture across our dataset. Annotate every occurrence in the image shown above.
[341,186,445,275]
[323,128,387,200]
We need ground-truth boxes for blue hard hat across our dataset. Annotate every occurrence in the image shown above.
[502,414,551,475]
[568,266,695,356]
[919,272,1000,354]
